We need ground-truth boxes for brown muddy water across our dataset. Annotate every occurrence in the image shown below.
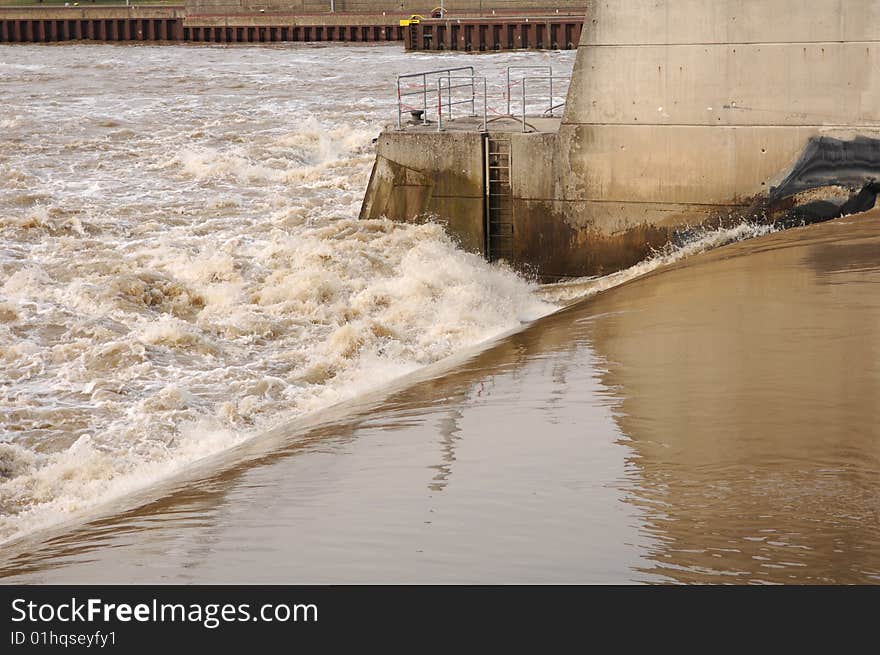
[2,210,879,583]
[1,44,878,584]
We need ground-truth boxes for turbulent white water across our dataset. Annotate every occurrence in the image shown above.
[0,43,770,545]
[0,43,578,543]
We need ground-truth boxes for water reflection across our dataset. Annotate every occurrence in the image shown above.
[0,303,644,583]
[587,213,880,583]
[429,408,464,492]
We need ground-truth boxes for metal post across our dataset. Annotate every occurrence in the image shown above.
[549,72,554,117]
[471,75,476,116]
[522,78,527,132]
[470,66,476,117]
[447,69,452,118]
[437,78,443,131]
[482,77,487,132]
[397,78,402,130]
[422,73,428,124]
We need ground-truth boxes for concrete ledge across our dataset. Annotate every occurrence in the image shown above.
[362,2,880,278]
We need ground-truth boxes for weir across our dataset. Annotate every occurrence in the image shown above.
[361,0,880,279]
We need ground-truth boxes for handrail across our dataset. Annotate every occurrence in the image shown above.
[506,65,551,115]
[520,76,571,131]
[438,76,487,132]
[396,66,475,129]
[394,66,570,131]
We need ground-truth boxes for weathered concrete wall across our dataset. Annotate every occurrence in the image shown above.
[360,0,880,278]
[360,131,486,255]
[540,0,880,276]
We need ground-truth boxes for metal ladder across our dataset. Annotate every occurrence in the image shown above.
[486,136,513,262]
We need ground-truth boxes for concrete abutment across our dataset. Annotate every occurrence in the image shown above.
[362,0,880,279]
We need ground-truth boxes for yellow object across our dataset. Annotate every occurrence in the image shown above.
[399,14,424,27]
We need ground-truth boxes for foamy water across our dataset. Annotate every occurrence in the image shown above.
[537,221,776,305]
[0,43,767,545]
[0,43,576,542]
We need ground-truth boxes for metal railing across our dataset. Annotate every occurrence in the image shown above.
[396,66,475,129]
[519,76,571,131]
[438,76,487,132]
[395,65,570,132]
[505,65,552,115]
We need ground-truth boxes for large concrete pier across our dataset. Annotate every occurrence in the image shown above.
[362,0,880,279]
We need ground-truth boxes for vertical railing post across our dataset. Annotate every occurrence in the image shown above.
[470,66,476,117]
[471,71,476,116]
[422,73,428,124]
[397,77,402,129]
[522,78,527,132]
[506,67,511,115]
[446,69,452,118]
[437,78,443,131]
[549,73,554,117]
[482,77,488,132]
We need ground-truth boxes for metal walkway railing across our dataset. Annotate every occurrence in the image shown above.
[518,75,571,131]
[438,76,488,132]
[395,65,571,132]
[397,66,475,130]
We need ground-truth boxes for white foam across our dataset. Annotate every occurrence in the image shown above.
[537,222,775,306]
